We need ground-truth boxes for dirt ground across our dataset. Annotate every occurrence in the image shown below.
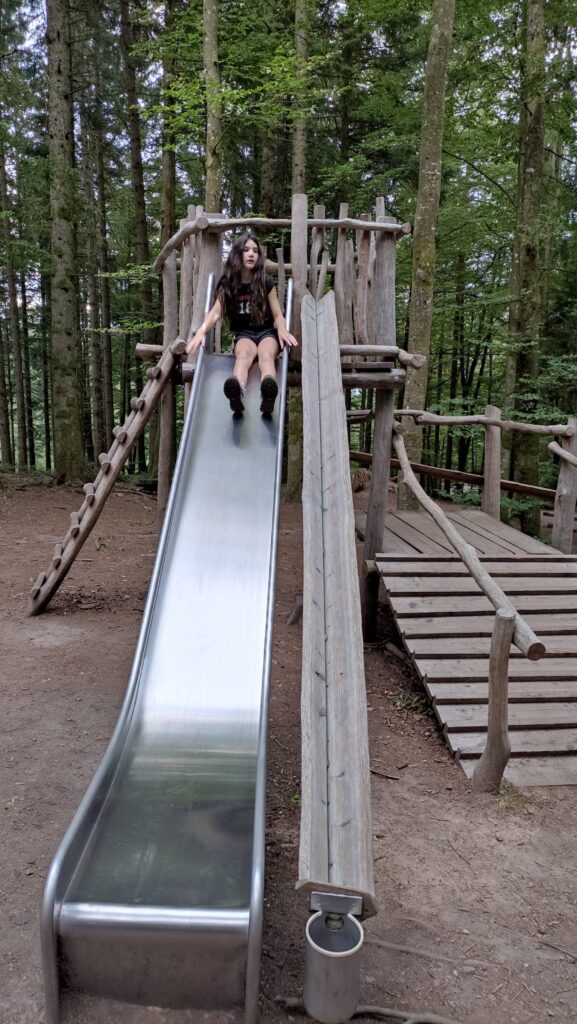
[2,477,577,1024]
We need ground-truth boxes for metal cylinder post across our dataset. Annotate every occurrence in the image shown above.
[303,912,364,1024]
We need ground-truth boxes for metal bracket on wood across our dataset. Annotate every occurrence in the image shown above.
[310,891,363,917]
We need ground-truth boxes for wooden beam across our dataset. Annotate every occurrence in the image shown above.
[552,418,577,554]
[481,404,501,520]
[471,609,515,793]
[391,428,546,662]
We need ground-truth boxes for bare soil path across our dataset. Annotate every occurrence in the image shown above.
[1,479,577,1024]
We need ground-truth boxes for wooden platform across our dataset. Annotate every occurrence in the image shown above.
[371,509,577,787]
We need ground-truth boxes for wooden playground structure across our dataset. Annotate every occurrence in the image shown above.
[28,193,577,799]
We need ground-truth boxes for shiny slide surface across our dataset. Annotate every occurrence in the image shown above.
[41,346,288,1021]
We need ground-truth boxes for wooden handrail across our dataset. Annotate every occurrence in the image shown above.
[396,409,574,437]
[549,440,577,468]
[349,450,557,501]
[392,427,546,661]
[153,214,411,272]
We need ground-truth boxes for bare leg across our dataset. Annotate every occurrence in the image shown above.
[233,337,258,386]
[257,336,281,416]
[257,335,280,382]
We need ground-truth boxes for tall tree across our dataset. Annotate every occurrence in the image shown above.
[399,0,455,507]
[504,0,545,533]
[46,0,85,480]
[203,0,222,210]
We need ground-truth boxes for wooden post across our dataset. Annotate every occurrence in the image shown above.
[361,198,397,639]
[276,247,286,308]
[551,417,577,553]
[158,251,178,529]
[179,208,195,341]
[334,202,353,343]
[308,203,325,296]
[472,608,515,794]
[481,404,501,520]
[286,193,308,500]
[355,213,371,344]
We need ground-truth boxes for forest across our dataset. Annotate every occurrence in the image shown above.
[1,0,576,510]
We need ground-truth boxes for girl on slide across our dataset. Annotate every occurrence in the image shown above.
[186,233,298,417]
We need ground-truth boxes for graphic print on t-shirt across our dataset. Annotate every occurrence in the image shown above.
[229,275,275,334]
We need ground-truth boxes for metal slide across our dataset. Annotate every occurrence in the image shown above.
[41,302,289,1022]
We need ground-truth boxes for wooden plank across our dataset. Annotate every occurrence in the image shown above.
[552,417,577,553]
[439,703,577,731]
[378,552,575,562]
[420,657,577,682]
[408,635,577,658]
[395,508,508,555]
[448,729,577,757]
[380,560,577,577]
[428,680,577,704]
[389,594,577,615]
[379,513,453,555]
[398,613,577,638]
[441,511,520,556]
[464,509,552,554]
[445,509,525,554]
[461,755,577,786]
[383,576,577,595]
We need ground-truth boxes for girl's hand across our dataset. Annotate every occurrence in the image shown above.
[185,333,205,356]
[278,328,298,350]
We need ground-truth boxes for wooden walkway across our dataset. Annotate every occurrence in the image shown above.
[371,509,577,787]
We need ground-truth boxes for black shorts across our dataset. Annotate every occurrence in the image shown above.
[233,328,279,349]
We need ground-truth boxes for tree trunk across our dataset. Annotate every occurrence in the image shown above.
[41,274,52,472]
[20,273,36,468]
[0,319,13,468]
[398,0,455,508]
[119,0,155,342]
[203,0,222,211]
[507,0,545,535]
[0,141,27,469]
[292,0,307,191]
[46,0,86,481]
[93,64,115,447]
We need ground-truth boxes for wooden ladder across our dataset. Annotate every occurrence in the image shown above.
[27,340,185,617]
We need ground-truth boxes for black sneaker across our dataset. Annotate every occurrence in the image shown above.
[260,376,278,417]
[224,376,245,416]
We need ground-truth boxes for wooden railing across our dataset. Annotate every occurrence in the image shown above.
[353,404,577,555]
[392,425,547,792]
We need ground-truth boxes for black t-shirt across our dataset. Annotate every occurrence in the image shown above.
[229,274,275,333]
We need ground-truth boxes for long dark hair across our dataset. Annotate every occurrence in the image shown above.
[216,233,269,326]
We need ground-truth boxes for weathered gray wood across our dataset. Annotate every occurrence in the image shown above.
[384,575,577,595]
[390,593,577,615]
[443,701,577,730]
[308,203,325,296]
[315,251,329,301]
[158,250,178,529]
[276,247,286,308]
[299,291,329,896]
[398,613,577,638]
[361,390,395,638]
[396,409,575,436]
[428,680,577,703]
[408,633,577,657]
[154,214,411,271]
[449,729,577,757]
[421,657,577,681]
[373,210,397,347]
[334,203,353,343]
[392,430,545,660]
[551,418,577,554]
[298,290,376,917]
[381,559,577,577]
[28,346,179,616]
[481,404,501,520]
[355,214,371,344]
[178,215,195,341]
[341,371,405,389]
[290,193,308,347]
